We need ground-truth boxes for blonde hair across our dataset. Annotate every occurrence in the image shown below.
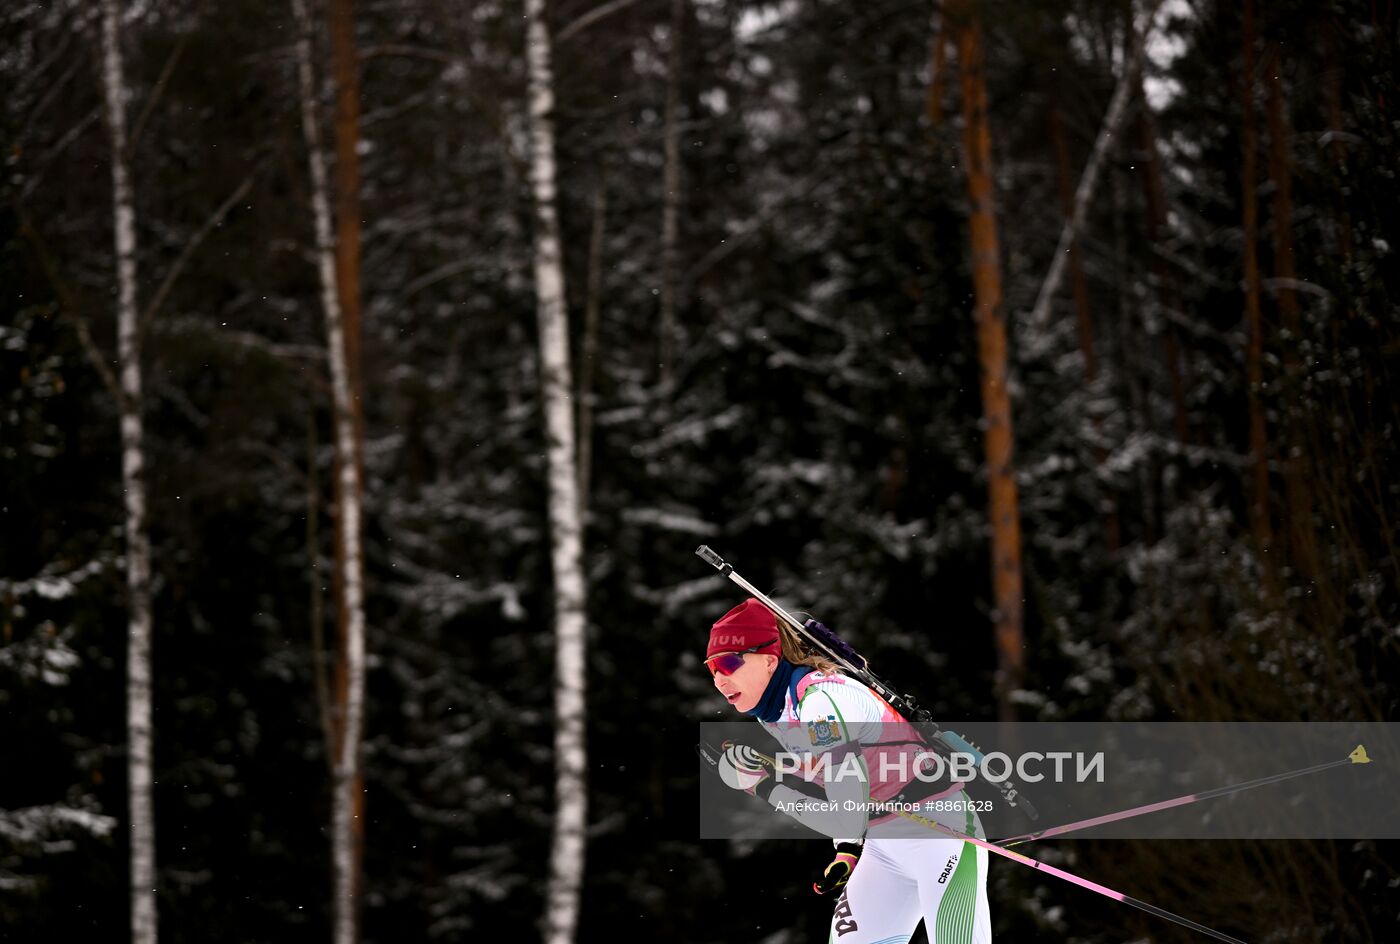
[778,621,842,674]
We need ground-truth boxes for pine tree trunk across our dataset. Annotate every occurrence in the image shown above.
[953,4,1025,722]
[658,0,685,387]
[523,1,590,941]
[290,2,368,941]
[99,3,156,941]
[329,0,365,442]
[1240,0,1273,554]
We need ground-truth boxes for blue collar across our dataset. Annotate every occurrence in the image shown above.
[744,659,815,723]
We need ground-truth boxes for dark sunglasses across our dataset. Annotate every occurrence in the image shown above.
[706,639,777,676]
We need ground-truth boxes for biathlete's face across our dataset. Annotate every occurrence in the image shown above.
[710,651,779,713]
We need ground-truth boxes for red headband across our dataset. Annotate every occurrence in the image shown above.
[706,598,781,660]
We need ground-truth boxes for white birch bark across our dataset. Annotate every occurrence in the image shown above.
[523,2,589,941]
[1027,0,1162,333]
[98,3,156,942]
[290,2,368,941]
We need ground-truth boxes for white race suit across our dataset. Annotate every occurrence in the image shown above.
[758,670,993,944]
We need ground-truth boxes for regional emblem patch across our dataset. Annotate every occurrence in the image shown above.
[808,716,840,747]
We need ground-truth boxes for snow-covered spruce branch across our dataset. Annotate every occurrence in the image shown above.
[0,557,112,602]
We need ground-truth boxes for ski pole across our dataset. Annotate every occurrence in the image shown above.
[900,808,1249,943]
[995,744,1371,848]
[696,545,1039,820]
[737,744,1249,944]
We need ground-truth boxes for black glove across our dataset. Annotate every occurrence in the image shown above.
[812,842,863,895]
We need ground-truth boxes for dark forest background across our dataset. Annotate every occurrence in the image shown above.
[3,0,1399,941]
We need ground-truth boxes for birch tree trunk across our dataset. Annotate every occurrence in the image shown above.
[327,0,368,935]
[1027,7,1154,333]
[99,3,156,941]
[1240,0,1274,555]
[524,1,589,940]
[952,2,1024,722]
[290,1,368,941]
[1047,92,1120,553]
[1046,97,1098,383]
[658,0,685,387]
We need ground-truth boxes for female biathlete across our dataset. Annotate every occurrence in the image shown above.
[703,598,993,944]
